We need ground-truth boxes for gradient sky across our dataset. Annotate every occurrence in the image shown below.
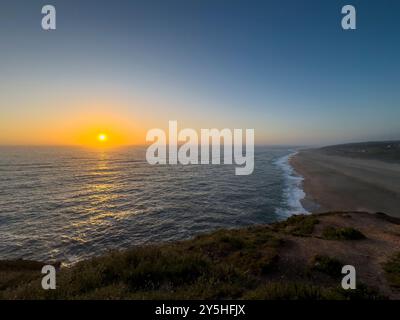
[1,0,399,146]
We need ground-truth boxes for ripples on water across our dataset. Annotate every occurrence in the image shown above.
[0,146,304,264]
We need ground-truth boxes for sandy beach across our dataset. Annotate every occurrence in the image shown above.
[291,147,400,217]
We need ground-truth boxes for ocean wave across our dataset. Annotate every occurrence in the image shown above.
[274,151,309,217]
[0,146,299,263]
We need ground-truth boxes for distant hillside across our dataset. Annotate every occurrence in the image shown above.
[317,140,400,162]
[1,212,400,300]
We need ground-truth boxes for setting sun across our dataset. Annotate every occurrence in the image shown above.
[97,133,108,142]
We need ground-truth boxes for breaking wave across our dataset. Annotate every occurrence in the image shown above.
[274,151,308,218]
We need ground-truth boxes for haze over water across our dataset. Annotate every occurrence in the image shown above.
[0,146,304,264]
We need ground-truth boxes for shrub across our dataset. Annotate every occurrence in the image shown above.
[273,215,319,237]
[311,255,343,278]
[383,252,400,288]
[322,227,366,240]
[324,283,386,300]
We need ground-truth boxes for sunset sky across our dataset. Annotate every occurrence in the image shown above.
[1,0,399,146]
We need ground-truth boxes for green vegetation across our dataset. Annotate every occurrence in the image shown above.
[0,260,45,294]
[320,140,400,163]
[0,212,395,300]
[311,255,343,278]
[0,227,281,300]
[383,252,400,288]
[322,226,366,240]
[244,282,384,300]
[273,214,318,237]
[322,284,385,300]
[243,282,325,300]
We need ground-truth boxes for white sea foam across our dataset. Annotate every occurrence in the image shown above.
[275,151,309,218]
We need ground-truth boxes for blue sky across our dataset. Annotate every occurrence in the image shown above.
[1,0,399,145]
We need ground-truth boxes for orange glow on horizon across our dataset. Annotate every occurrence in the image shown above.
[64,107,145,147]
[77,128,128,147]
[0,97,219,146]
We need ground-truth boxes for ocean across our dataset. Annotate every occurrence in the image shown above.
[0,146,307,265]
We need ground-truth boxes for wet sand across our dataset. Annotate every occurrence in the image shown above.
[291,149,400,217]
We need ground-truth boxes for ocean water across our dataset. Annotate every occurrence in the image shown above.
[0,146,307,264]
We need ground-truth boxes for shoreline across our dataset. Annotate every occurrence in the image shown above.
[290,149,400,217]
[289,152,324,213]
[275,151,309,217]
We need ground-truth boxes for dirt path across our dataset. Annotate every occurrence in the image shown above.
[275,212,400,298]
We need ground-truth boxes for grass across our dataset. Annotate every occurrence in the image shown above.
[273,214,319,237]
[320,140,400,163]
[311,255,343,278]
[323,283,386,300]
[243,282,385,300]
[0,260,47,296]
[243,282,325,300]
[383,252,400,289]
[0,213,392,300]
[0,227,282,300]
[322,226,366,240]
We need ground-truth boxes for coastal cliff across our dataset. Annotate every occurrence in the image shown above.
[1,211,399,300]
